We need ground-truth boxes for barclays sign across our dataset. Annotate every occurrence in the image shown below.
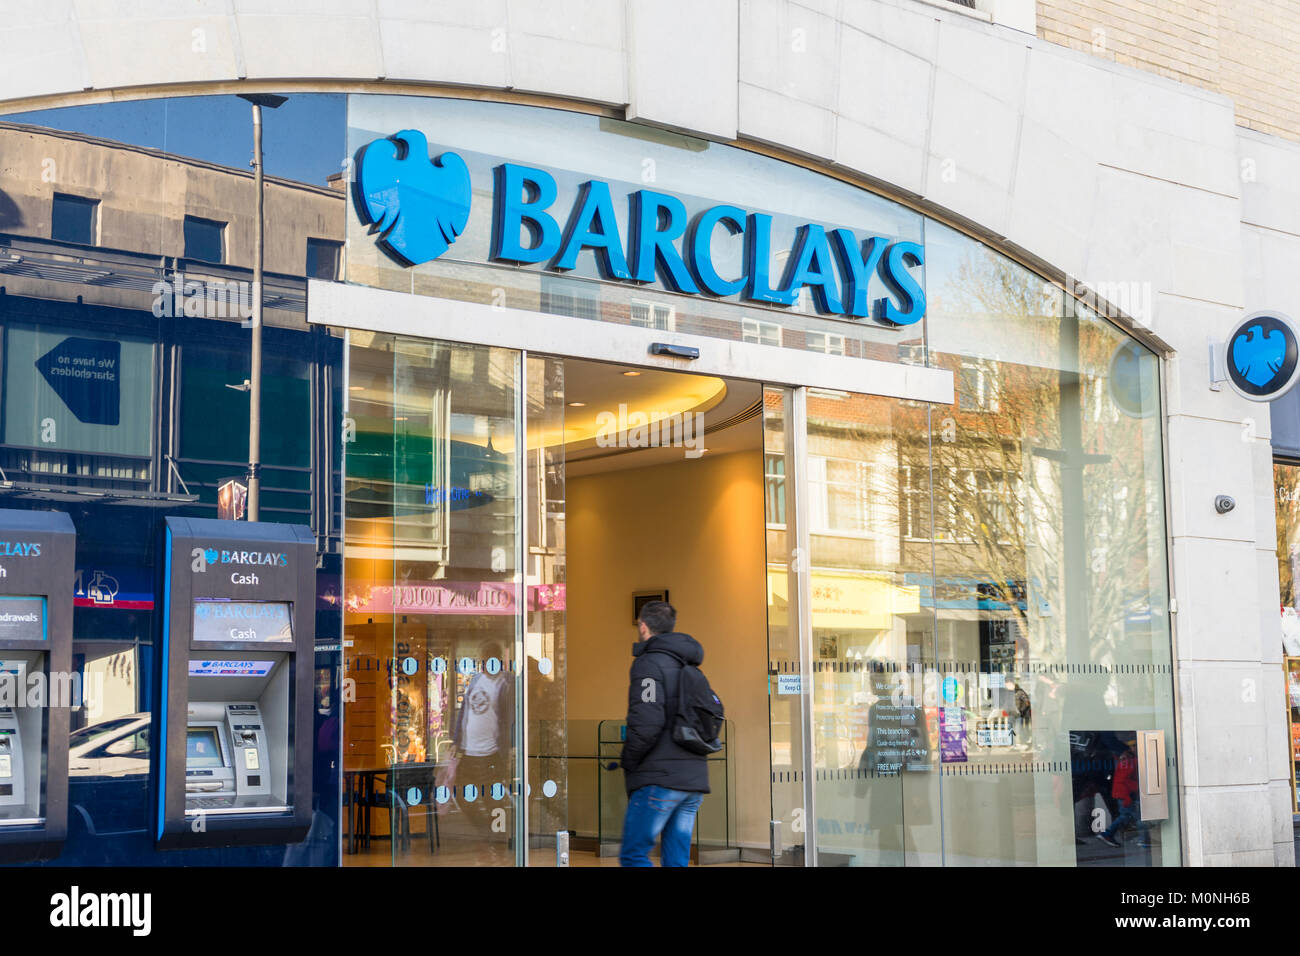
[354,129,926,327]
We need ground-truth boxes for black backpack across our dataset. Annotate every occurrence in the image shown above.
[653,652,725,755]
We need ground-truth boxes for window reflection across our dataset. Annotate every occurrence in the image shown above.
[343,334,522,866]
[1275,462,1300,814]
[0,92,346,866]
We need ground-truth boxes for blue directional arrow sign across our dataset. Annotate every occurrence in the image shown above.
[34,337,121,425]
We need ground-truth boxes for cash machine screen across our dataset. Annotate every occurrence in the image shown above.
[0,597,45,641]
[186,727,225,769]
[192,601,293,644]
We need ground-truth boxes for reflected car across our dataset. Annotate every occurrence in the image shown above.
[69,713,150,778]
[67,713,152,843]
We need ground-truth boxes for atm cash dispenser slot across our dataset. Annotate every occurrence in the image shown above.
[0,509,74,863]
[156,517,314,848]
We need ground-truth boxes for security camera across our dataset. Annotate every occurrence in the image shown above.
[1214,494,1236,514]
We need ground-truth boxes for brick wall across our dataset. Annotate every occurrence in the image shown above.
[1037,0,1300,141]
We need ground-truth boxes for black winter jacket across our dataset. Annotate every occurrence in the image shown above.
[620,632,711,795]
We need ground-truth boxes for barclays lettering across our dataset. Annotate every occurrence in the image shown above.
[355,132,926,326]
[0,542,41,558]
[195,547,287,569]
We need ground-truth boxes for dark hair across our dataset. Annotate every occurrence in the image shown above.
[637,600,676,635]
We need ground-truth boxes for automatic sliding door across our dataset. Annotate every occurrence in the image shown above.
[800,390,940,867]
[523,354,567,866]
[768,386,942,867]
[763,386,808,866]
[343,333,524,867]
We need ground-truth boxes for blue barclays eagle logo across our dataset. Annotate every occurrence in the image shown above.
[1232,324,1288,388]
[354,130,471,266]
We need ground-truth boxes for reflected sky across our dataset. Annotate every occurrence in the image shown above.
[0,93,346,188]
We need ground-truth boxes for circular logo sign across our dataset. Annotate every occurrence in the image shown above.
[941,676,960,705]
[1225,311,1300,402]
[1107,339,1157,419]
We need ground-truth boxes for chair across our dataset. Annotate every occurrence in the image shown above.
[386,764,439,855]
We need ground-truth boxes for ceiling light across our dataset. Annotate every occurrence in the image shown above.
[622,371,641,377]
[567,401,586,407]
[349,385,363,391]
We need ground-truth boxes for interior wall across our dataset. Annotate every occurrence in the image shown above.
[566,446,769,848]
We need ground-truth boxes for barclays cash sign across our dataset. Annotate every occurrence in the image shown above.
[354,129,926,326]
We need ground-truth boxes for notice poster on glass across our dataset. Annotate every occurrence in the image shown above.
[3,326,154,456]
[192,601,293,643]
[939,706,967,763]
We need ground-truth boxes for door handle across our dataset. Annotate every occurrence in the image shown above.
[1144,736,1161,794]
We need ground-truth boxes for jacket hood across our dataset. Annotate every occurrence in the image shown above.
[633,631,703,665]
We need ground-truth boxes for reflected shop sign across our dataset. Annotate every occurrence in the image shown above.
[354,129,927,326]
[347,581,565,615]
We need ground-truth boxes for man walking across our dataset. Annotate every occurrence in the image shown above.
[619,600,709,867]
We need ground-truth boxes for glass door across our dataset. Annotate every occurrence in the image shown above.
[765,385,940,867]
[763,386,809,866]
[523,354,567,865]
[341,333,566,866]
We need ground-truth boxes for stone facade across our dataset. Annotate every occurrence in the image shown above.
[1038,0,1300,141]
[0,0,1294,865]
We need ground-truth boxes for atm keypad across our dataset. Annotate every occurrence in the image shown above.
[188,795,236,810]
[0,756,9,778]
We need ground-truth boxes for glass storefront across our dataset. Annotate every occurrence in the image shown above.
[0,88,1180,867]
[1274,461,1300,813]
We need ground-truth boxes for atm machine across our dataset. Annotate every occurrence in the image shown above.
[154,517,315,848]
[0,509,74,863]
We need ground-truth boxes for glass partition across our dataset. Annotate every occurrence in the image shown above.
[763,386,807,866]
[343,332,523,866]
[802,391,940,867]
[524,354,568,865]
[1274,460,1300,812]
[925,220,1178,867]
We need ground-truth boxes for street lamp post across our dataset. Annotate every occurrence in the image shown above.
[237,93,287,522]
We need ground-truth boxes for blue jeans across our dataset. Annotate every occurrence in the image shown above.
[619,785,703,867]
[1102,799,1139,839]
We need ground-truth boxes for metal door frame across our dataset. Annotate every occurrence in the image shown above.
[318,280,955,866]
